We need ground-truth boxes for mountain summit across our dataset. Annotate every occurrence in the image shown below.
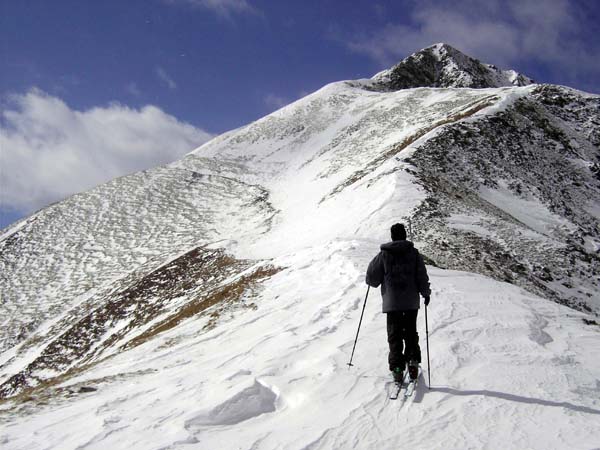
[372,43,534,90]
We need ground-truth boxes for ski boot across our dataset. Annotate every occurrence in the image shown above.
[392,367,404,383]
[408,360,419,380]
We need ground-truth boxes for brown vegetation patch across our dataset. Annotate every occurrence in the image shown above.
[0,247,280,400]
[125,264,282,348]
[0,366,156,420]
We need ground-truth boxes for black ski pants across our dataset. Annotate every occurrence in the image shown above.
[386,309,421,371]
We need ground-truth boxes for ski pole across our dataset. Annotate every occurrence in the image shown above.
[425,303,431,388]
[347,286,370,367]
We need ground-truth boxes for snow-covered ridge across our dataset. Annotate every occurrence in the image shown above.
[408,84,600,312]
[0,81,534,399]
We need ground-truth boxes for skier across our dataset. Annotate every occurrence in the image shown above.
[366,223,431,383]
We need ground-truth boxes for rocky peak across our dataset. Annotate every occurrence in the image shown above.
[372,43,534,90]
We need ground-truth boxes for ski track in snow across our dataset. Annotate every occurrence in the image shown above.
[1,240,599,450]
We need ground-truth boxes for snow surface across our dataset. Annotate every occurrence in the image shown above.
[179,83,528,260]
[479,179,577,238]
[3,81,505,385]
[1,240,599,449]
[1,60,599,450]
[446,213,494,238]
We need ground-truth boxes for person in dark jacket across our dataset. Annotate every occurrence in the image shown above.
[366,223,431,382]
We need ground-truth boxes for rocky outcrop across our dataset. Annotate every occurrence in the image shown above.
[372,43,534,90]
[408,84,600,312]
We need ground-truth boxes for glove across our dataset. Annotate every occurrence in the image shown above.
[424,295,430,306]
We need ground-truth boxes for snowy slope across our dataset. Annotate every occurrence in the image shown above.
[175,82,508,258]
[1,44,599,449]
[1,240,599,449]
[0,82,518,394]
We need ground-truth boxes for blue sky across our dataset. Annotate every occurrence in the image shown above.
[1,0,599,228]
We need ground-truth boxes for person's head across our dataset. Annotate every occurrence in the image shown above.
[390,223,407,241]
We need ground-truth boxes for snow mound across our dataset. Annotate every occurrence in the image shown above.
[186,380,278,427]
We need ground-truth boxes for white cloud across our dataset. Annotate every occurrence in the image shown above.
[0,89,213,214]
[264,93,290,111]
[156,67,177,90]
[163,0,259,18]
[345,0,600,75]
[126,82,142,96]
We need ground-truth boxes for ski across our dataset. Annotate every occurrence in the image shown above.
[389,382,403,400]
[389,372,409,400]
[388,367,422,401]
[403,367,422,399]
[404,378,417,398]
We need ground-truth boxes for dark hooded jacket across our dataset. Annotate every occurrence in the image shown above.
[366,240,430,312]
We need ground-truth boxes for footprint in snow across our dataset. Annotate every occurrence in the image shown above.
[528,315,553,346]
[225,369,252,381]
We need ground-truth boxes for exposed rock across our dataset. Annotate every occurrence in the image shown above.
[372,43,534,90]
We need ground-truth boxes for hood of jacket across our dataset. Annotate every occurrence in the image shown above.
[380,240,414,253]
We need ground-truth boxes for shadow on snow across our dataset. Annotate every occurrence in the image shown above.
[431,386,600,415]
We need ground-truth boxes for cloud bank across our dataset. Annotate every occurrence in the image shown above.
[346,0,600,85]
[0,89,213,215]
